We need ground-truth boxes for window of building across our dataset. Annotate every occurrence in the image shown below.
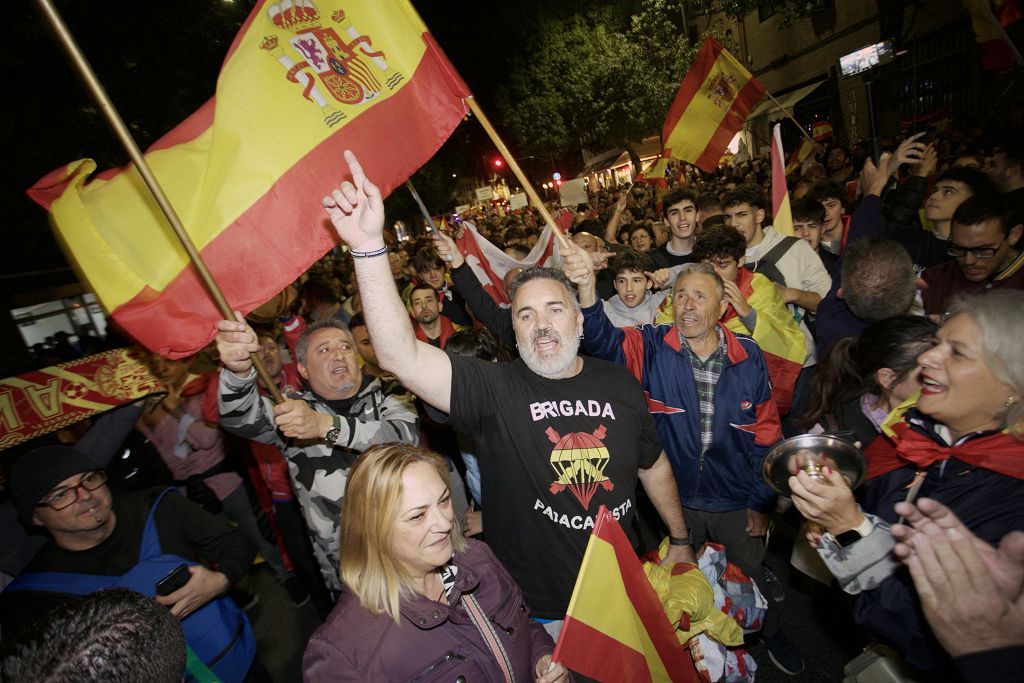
[896,23,978,118]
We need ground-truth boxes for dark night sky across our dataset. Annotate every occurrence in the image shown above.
[3,0,602,291]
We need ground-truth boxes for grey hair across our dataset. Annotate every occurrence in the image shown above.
[948,290,1024,435]
[295,319,352,365]
[506,267,580,313]
[673,262,725,300]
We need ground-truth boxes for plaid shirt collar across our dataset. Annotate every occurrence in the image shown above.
[678,326,726,367]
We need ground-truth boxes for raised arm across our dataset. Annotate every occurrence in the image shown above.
[604,191,629,244]
[433,229,516,344]
[322,151,452,413]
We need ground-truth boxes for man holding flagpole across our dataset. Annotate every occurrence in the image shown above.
[218,151,695,638]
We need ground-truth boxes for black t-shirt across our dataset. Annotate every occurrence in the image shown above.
[440,354,661,618]
[439,286,473,327]
[656,243,698,268]
[0,488,254,639]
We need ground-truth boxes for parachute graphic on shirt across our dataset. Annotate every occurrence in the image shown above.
[546,424,614,509]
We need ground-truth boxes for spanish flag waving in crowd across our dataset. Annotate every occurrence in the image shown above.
[662,38,765,173]
[553,507,698,682]
[29,0,470,358]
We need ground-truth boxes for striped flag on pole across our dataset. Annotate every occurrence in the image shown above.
[28,0,470,358]
[662,38,765,173]
[770,124,794,236]
[784,137,815,176]
[553,506,698,682]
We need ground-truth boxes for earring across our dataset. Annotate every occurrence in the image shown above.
[1007,395,1017,408]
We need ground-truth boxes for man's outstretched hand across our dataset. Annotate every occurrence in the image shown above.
[322,150,386,252]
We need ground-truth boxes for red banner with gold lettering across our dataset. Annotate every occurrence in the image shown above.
[0,348,162,450]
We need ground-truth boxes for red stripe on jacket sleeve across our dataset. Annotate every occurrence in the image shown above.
[621,326,646,383]
[754,398,782,446]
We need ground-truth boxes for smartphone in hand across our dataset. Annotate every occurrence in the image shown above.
[155,563,191,596]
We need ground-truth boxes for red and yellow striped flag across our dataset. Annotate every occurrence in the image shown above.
[784,137,815,176]
[553,506,697,682]
[28,0,470,359]
[722,269,805,414]
[770,124,794,236]
[635,156,670,189]
[812,120,833,142]
[662,37,765,173]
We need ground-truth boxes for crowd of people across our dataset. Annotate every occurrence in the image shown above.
[1,120,1023,683]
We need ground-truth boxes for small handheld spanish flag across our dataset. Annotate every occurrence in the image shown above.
[553,506,697,682]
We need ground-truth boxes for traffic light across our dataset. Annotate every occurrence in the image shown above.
[493,158,503,168]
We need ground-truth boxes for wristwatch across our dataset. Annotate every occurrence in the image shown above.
[831,515,874,548]
[324,415,342,445]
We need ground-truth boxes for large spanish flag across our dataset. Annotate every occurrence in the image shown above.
[553,506,697,682]
[662,37,764,174]
[28,0,470,358]
[770,124,794,236]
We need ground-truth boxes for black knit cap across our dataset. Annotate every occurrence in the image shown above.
[10,445,101,521]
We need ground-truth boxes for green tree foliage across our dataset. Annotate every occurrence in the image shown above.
[689,0,821,28]
[496,0,701,173]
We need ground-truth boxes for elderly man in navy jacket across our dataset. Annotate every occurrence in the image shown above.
[564,251,805,675]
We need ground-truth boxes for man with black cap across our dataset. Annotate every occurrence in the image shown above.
[0,445,258,682]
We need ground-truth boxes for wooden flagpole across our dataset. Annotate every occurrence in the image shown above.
[464,97,573,251]
[34,0,283,402]
[761,90,815,145]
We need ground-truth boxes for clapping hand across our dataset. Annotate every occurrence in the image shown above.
[891,498,1024,657]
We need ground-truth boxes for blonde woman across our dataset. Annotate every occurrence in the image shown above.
[303,444,567,682]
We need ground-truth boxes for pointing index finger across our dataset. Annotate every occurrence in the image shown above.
[343,150,366,189]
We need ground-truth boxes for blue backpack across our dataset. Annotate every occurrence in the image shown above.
[6,489,256,683]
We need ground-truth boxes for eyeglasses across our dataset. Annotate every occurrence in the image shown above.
[36,471,108,511]
[946,239,1005,259]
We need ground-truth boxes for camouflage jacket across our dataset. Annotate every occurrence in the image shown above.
[218,368,419,593]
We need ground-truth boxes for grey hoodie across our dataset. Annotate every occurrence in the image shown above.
[602,289,671,327]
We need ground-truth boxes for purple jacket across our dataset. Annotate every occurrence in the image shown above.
[303,539,554,682]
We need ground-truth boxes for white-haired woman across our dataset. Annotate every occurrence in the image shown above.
[789,289,1024,674]
[303,444,566,682]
